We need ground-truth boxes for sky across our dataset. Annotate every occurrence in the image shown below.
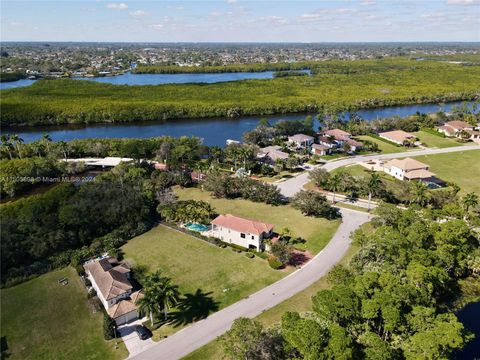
[1,0,479,42]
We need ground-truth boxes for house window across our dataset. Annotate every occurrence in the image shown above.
[240,233,246,238]
[251,235,254,240]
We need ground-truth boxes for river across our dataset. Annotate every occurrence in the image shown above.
[0,70,310,90]
[454,301,480,359]
[3,101,472,146]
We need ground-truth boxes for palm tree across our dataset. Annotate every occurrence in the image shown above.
[366,173,382,211]
[58,141,69,160]
[159,278,180,320]
[1,134,13,160]
[329,173,341,204]
[10,135,24,159]
[462,192,478,213]
[410,181,429,207]
[137,292,160,327]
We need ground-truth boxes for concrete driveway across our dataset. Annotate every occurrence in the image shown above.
[117,318,155,358]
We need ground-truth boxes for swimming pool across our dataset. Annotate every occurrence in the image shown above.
[184,223,209,232]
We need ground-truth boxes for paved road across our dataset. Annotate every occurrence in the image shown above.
[131,144,478,360]
[277,144,480,197]
[131,208,369,360]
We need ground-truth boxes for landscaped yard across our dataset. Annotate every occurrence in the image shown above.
[0,267,127,360]
[175,187,341,254]
[122,225,286,338]
[413,130,465,148]
[413,149,480,194]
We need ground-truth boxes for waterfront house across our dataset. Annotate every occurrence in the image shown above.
[258,145,289,164]
[288,134,315,148]
[311,144,331,156]
[210,214,274,251]
[437,120,474,137]
[378,130,416,146]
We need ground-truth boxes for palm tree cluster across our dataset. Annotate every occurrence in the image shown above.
[137,271,180,326]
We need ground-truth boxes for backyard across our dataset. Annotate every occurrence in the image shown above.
[121,225,286,338]
[0,267,127,360]
[175,187,341,254]
[413,149,480,194]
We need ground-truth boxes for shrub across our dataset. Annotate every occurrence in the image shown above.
[75,264,85,276]
[245,252,255,259]
[87,289,97,299]
[84,278,92,287]
[103,313,116,340]
[268,256,283,270]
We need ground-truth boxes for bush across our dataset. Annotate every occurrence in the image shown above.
[84,278,92,287]
[255,252,269,260]
[75,264,85,276]
[103,313,116,340]
[245,252,255,259]
[268,256,283,270]
[228,243,248,252]
[87,289,97,299]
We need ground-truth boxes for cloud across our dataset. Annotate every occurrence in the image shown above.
[10,21,24,27]
[167,6,184,11]
[106,3,128,10]
[226,0,238,3]
[150,24,164,30]
[299,8,357,21]
[360,0,376,5]
[130,10,149,17]
[446,0,478,5]
[262,16,289,25]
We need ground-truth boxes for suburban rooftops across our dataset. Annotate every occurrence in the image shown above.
[384,157,430,171]
[379,130,415,143]
[211,214,274,235]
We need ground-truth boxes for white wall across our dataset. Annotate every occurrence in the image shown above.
[211,226,265,251]
[385,165,405,180]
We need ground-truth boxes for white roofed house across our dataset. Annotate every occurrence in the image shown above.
[210,214,274,251]
[288,134,315,148]
[378,130,417,146]
[84,257,144,325]
[437,120,475,138]
[383,158,435,182]
[258,145,289,165]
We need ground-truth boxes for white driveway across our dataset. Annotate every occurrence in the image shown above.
[117,318,155,358]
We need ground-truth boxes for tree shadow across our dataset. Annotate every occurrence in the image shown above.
[1,336,10,359]
[169,289,219,327]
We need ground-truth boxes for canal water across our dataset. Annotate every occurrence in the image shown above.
[3,101,473,147]
[454,301,480,359]
[0,70,310,90]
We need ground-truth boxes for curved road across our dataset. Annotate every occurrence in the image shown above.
[132,144,478,360]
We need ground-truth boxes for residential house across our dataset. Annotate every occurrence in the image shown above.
[84,257,143,325]
[210,214,274,251]
[378,130,416,146]
[311,143,331,156]
[258,145,289,164]
[383,158,435,181]
[318,129,363,152]
[437,120,474,137]
[288,134,315,148]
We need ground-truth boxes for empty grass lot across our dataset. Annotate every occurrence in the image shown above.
[0,267,127,360]
[413,150,480,194]
[357,135,404,154]
[413,130,465,148]
[175,187,341,254]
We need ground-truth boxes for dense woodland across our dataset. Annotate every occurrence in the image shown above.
[222,203,480,360]
[2,59,480,126]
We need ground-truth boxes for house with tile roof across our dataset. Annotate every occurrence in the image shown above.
[379,130,417,146]
[383,158,435,181]
[210,214,274,251]
[288,134,315,148]
[84,257,143,325]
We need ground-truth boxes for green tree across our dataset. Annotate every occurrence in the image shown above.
[329,173,342,203]
[366,173,382,211]
[159,277,180,320]
[462,192,478,213]
[221,317,263,360]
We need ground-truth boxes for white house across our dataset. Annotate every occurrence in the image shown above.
[84,257,144,325]
[437,120,474,137]
[210,214,274,251]
[258,145,289,164]
[383,158,435,181]
[288,134,315,148]
[318,129,363,152]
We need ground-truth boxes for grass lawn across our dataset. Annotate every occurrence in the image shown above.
[413,130,465,148]
[413,150,480,194]
[122,225,286,338]
[357,135,403,154]
[183,241,363,360]
[0,267,127,360]
[175,187,341,254]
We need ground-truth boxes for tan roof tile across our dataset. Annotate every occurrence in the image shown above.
[211,214,273,235]
[84,258,132,301]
